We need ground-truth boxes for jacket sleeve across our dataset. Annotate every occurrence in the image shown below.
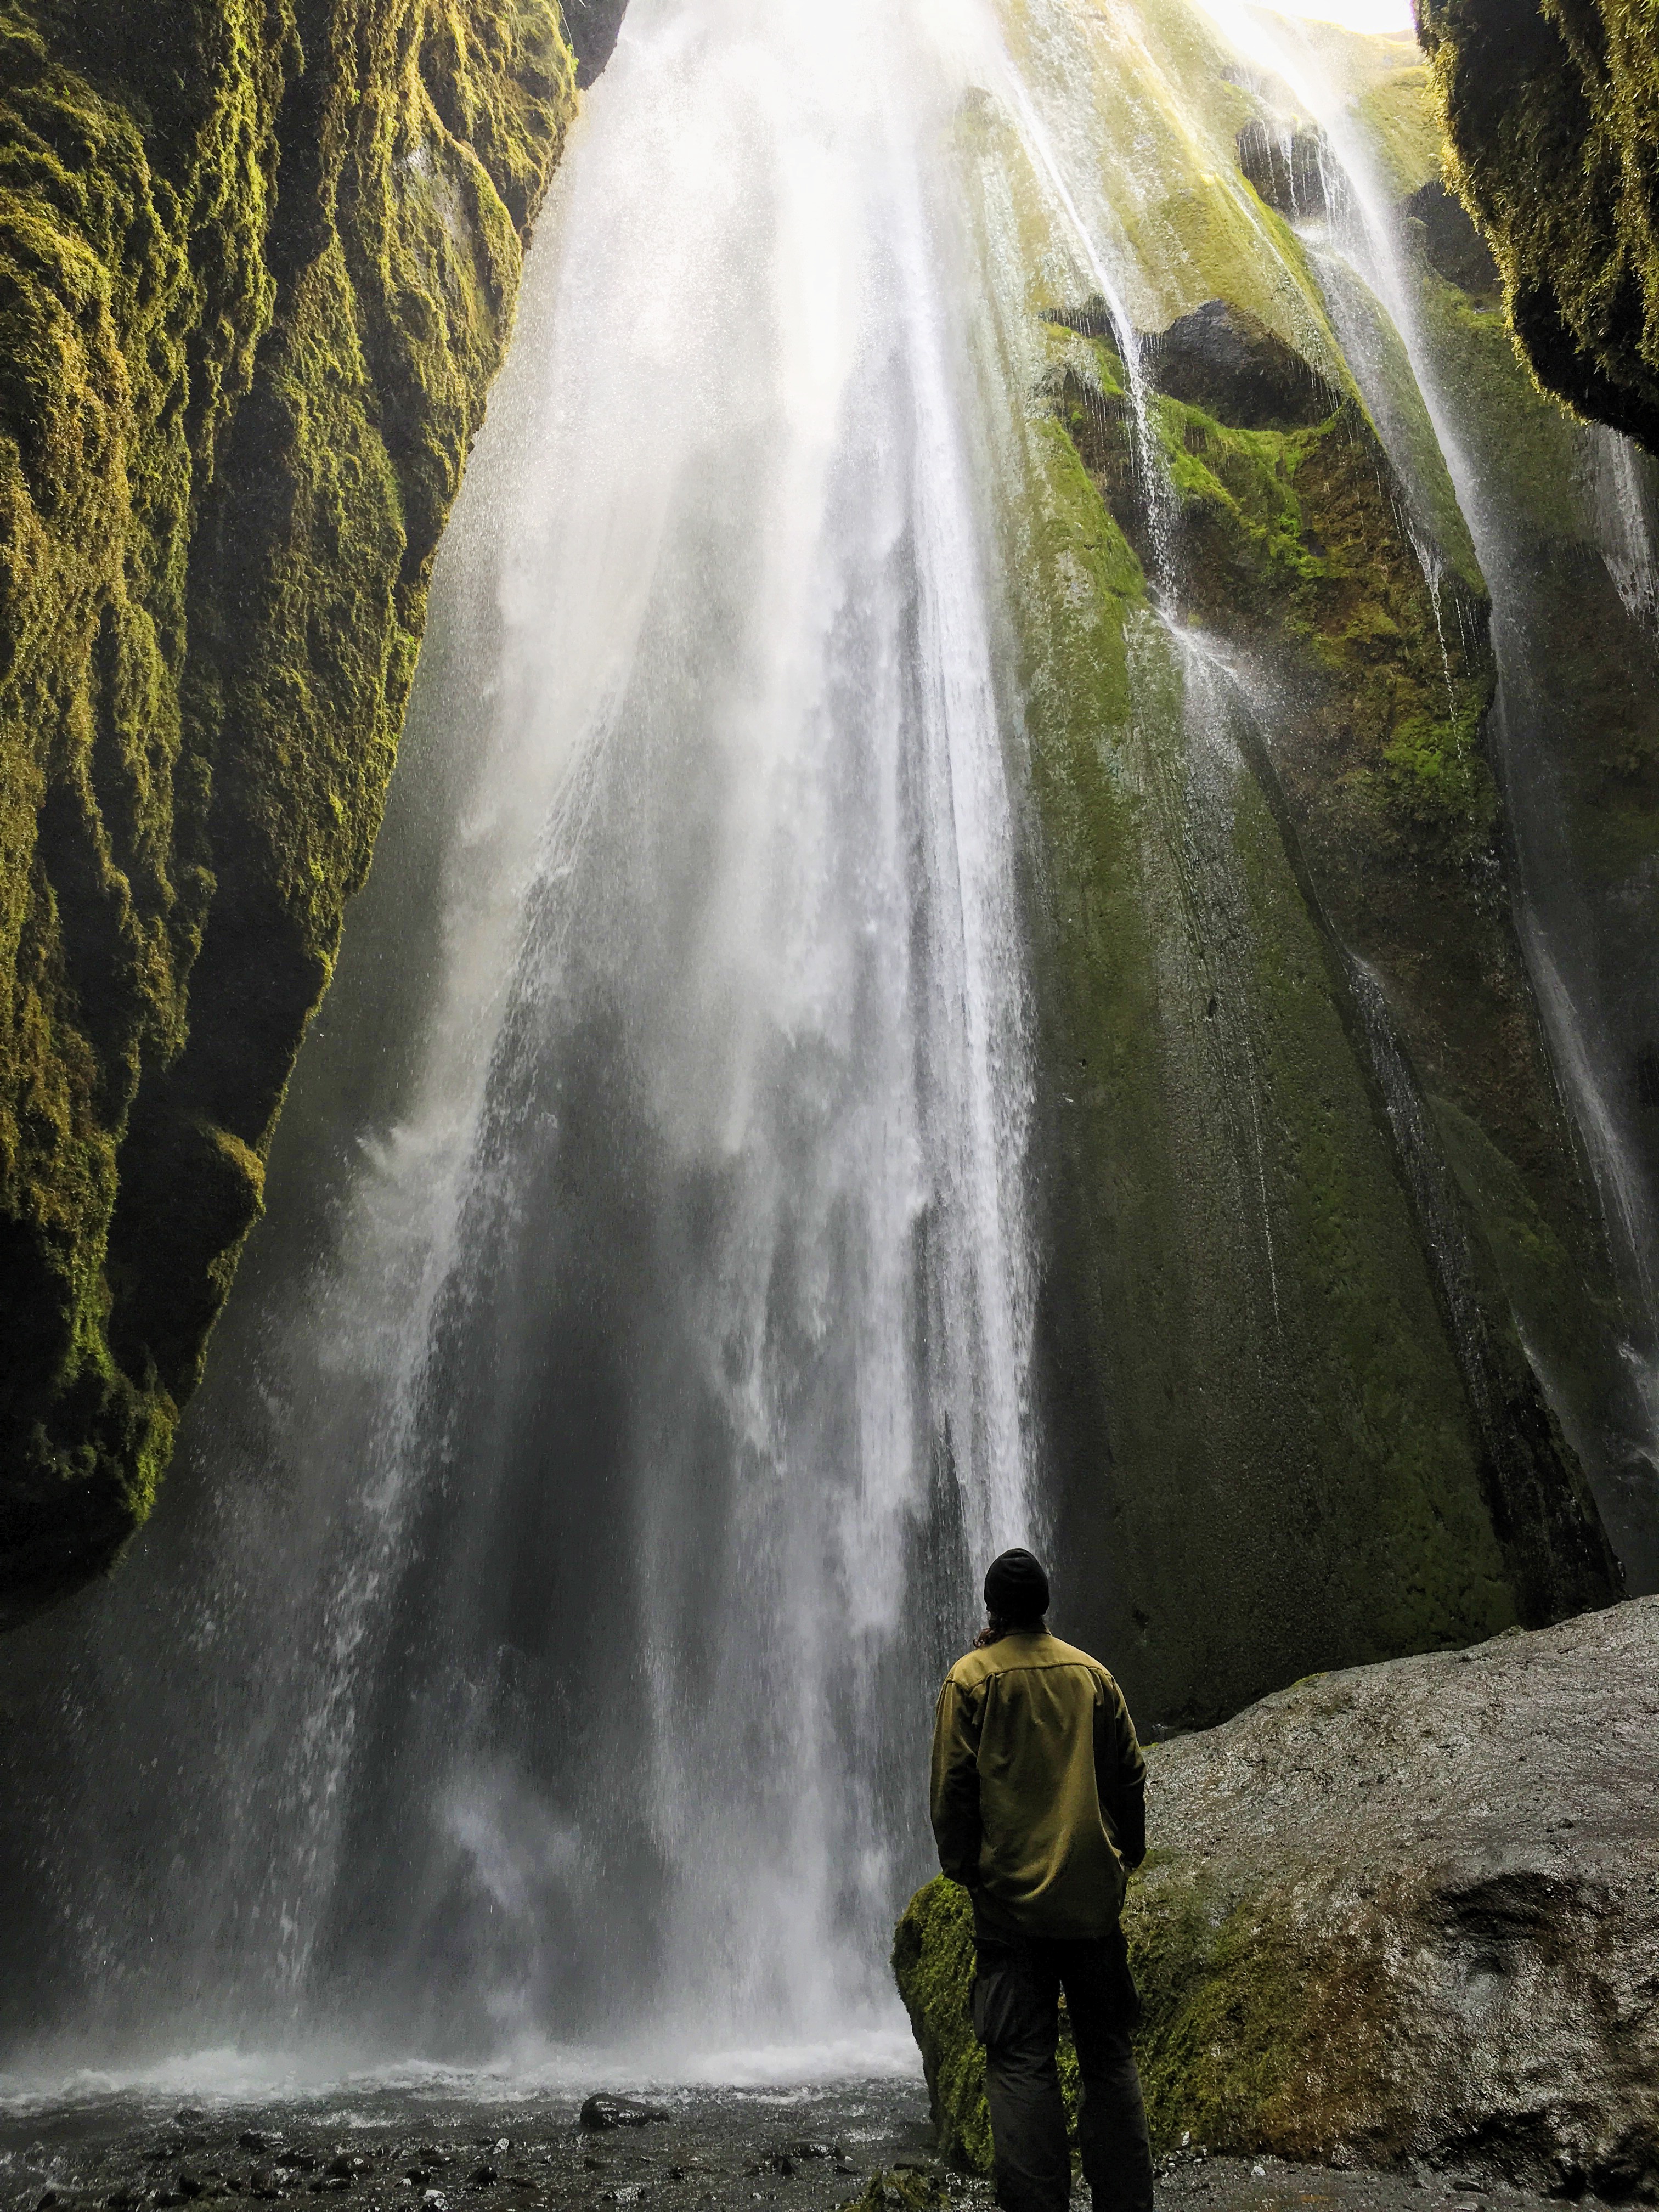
[1096,1673,1148,1870]
[930,1672,983,1886]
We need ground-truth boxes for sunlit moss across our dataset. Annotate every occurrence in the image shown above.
[1420,0,1659,452]
[0,0,577,1616]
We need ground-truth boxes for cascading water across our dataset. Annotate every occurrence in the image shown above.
[5,0,1658,2112]
[0,0,1044,2072]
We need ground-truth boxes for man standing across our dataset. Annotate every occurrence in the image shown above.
[929,1548,1153,2212]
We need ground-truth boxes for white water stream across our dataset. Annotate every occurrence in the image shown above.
[0,0,1061,2074]
[244,0,1047,2052]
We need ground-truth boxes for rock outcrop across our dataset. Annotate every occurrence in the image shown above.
[985,4,1651,1729]
[0,0,587,1623]
[1017,300,1619,1727]
[1419,0,1659,453]
[895,1598,1659,2196]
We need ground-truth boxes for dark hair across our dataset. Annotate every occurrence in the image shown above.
[974,1609,1047,1649]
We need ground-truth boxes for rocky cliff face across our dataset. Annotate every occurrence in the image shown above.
[896,1598,1659,2196]
[980,1,1629,1729]
[0,0,582,1624]
[1419,0,1659,454]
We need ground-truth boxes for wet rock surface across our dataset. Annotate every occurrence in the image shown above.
[578,2105,670,2136]
[0,2089,1631,2212]
[1141,301,1341,430]
[899,1601,1659,2196]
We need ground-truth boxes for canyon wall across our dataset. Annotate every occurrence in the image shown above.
[0,0,606,1623]
[985,3,1635,1724]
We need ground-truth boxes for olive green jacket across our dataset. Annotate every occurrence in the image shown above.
[930,1629,1147,1939]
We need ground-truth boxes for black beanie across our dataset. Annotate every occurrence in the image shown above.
[984,1547,1050,1621]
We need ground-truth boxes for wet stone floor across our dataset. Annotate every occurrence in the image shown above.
[0,2084,1620,2212]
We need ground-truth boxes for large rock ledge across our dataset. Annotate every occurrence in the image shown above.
[895,1599,1658,2196]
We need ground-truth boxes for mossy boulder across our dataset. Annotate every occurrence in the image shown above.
[0,0,583,1623]
[1419,0,1659,453]
[894,1600,1659,2193]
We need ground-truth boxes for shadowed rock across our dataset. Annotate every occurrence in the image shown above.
[1237,120,1334,220]
[1403,180,1501,304]
[1143,301,1341,430]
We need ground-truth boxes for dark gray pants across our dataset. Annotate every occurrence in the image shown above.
[972,1920,1154,2212]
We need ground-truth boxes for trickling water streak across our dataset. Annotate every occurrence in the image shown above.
[984,54,1172,555]
[1589,432,1659,630]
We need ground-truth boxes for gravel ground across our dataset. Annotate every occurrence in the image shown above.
[0,2082,1622,2212]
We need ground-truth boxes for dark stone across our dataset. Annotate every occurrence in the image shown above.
[1403,181,1500,302]
[239,2138,270,2158]
[578,2098,670,2134]
[1044,295,1128,351]
[1236,120,1333,219]
[1143,300,1340,430]
[467,2169,498,2188]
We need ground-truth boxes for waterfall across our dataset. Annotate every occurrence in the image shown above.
[5,0,1657,2103]
[0,0,1039,2071]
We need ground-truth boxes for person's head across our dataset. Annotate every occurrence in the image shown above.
[978,1547,1050,1644]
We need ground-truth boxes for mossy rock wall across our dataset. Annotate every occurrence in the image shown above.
[1003,325,1615,1726]
[957,15,1623,1729]
[1418,0,1659,455]
[0,0,580,1622]
[1361,58,1659,1584]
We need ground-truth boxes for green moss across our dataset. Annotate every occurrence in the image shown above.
[893,1878,1084,2176]
[1355,61,1443,198]
[892,1868,1381,2168]
[842,2173,953,2212]
[892,1879,992,2174]
[0,0,578,1620]
[1419,0,1659,452]
[1126,1853,1312,2151]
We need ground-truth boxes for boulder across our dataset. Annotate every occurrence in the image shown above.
[894,1599,1658,2194]
[1142,300,1340,430]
